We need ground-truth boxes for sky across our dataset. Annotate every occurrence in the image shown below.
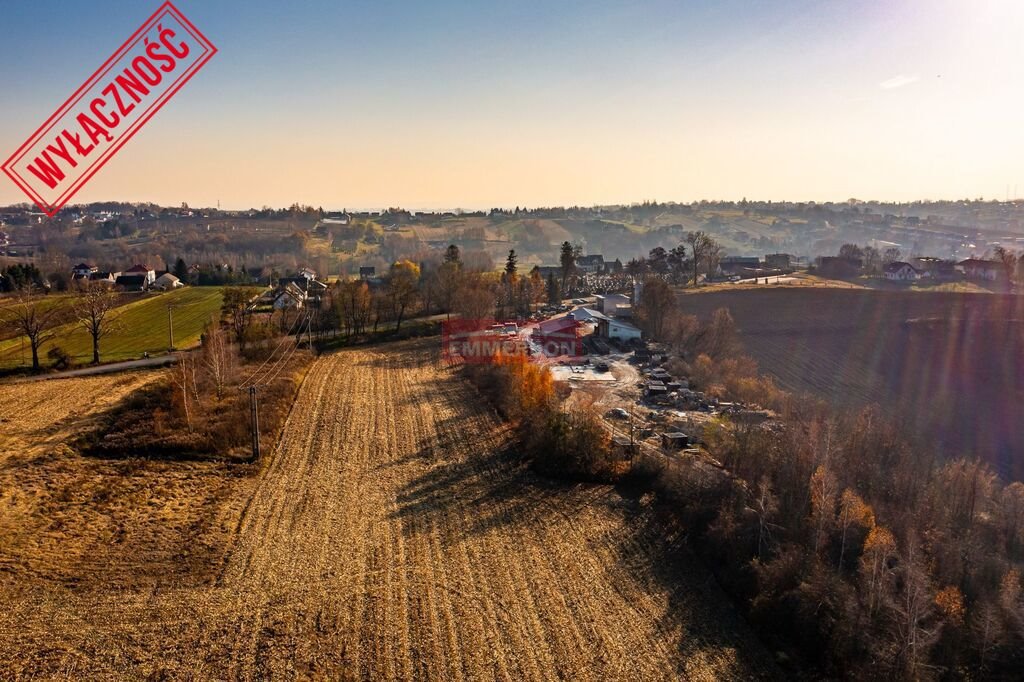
[1,0,1023,210]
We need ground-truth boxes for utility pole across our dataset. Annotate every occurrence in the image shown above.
[248,385,261,460]
[166,304,175,352]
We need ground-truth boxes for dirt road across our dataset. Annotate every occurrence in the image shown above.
[0,342,776,679]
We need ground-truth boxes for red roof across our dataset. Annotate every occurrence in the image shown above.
[125,264,151,273]
[537,316,580,335]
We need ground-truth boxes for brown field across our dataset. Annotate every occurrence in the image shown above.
[0,342,776,679]
[681,288,1024,480]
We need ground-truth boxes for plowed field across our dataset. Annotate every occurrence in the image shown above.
[0,342,776,680]
[682,288,1024,479]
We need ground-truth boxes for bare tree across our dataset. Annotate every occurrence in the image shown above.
[387,260,420,332]
[686,231,722,286]
[201,321,234,400]
[73,282,121,364]
[0,287,63,371]
[173,352,199,432]
[810,464,838,554]
[221,287,254,350]
[635,277,675,340]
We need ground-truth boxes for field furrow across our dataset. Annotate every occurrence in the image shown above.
[0,340,777,679]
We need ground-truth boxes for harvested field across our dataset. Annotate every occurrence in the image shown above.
[681,288,1024,479]
[0,370,250,588]
[0,341,777,679]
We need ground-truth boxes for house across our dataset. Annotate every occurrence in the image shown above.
[72,262,97,279]
[764,253,793,270]
[297,266,317,281]
[359,266,376,280]
[718,256,760,274]
[530,265,563,281]
[278,275,328,300]
[576,254,605,273]
[153,272,183,290]
[817,256,863,278]
[273,282,306,309]
[115,274,148,292]
[89,271,119,285]
[912,257,956,280]
[594,293,630,317]
[957,259,1007,282]
[124,264,156,286]
[884,262,922,281]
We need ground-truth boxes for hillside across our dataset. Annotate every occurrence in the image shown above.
[680,288,1024,479]
[0,287,241,368]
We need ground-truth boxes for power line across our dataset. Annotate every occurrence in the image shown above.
[238,309,307,389]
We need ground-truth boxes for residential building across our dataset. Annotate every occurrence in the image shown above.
[576,254,605,273]
[115,274,148,291]
[72,262,97,279]
[153,273,183,290]
[89,271,119,285]
[884,262,922,281]
[764,253,793,270]
[957,259,1007,281]
[273,282,306,309]
[124,264,156,286]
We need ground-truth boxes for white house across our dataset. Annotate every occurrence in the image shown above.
[884,262,921,281]
[273,282,306,310]
[576,254,605,273]
[72,262,97,279]
[153,273,183,290]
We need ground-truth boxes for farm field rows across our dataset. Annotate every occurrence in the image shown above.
[681,288,1024,479]
[0,286,235,368]
[0,341,777,679]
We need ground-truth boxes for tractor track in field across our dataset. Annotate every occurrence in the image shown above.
[0,341,777,680]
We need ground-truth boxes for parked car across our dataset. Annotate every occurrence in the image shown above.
[606,408,629,420]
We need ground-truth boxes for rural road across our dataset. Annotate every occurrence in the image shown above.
[3,353,179,383]
[0,342,777,679]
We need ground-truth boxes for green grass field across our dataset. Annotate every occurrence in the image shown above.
[0,287,243,368]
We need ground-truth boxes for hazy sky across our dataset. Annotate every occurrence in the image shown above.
[1,0,1022,209]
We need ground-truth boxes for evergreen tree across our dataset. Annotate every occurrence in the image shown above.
[559,241,575,295]
[504,249,518,278]
[173,257,188,281]
[444,244,461,266]
[546,273,560,304]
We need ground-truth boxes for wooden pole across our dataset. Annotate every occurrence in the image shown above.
[249,385,261,460]
[167,304,175,352]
